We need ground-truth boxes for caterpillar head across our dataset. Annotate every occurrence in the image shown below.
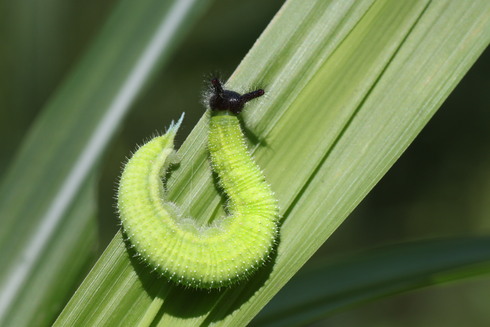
[208,78,264,114]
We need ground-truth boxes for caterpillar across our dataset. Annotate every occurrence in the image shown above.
[117,79,279,288]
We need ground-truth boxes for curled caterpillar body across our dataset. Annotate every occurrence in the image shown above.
[117,80,278,288]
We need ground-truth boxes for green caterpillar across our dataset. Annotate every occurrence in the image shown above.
[117,79,279,288]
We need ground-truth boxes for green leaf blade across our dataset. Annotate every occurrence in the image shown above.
[255,237,490,326]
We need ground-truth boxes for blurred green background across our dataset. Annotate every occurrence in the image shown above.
[1,0,489,325]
